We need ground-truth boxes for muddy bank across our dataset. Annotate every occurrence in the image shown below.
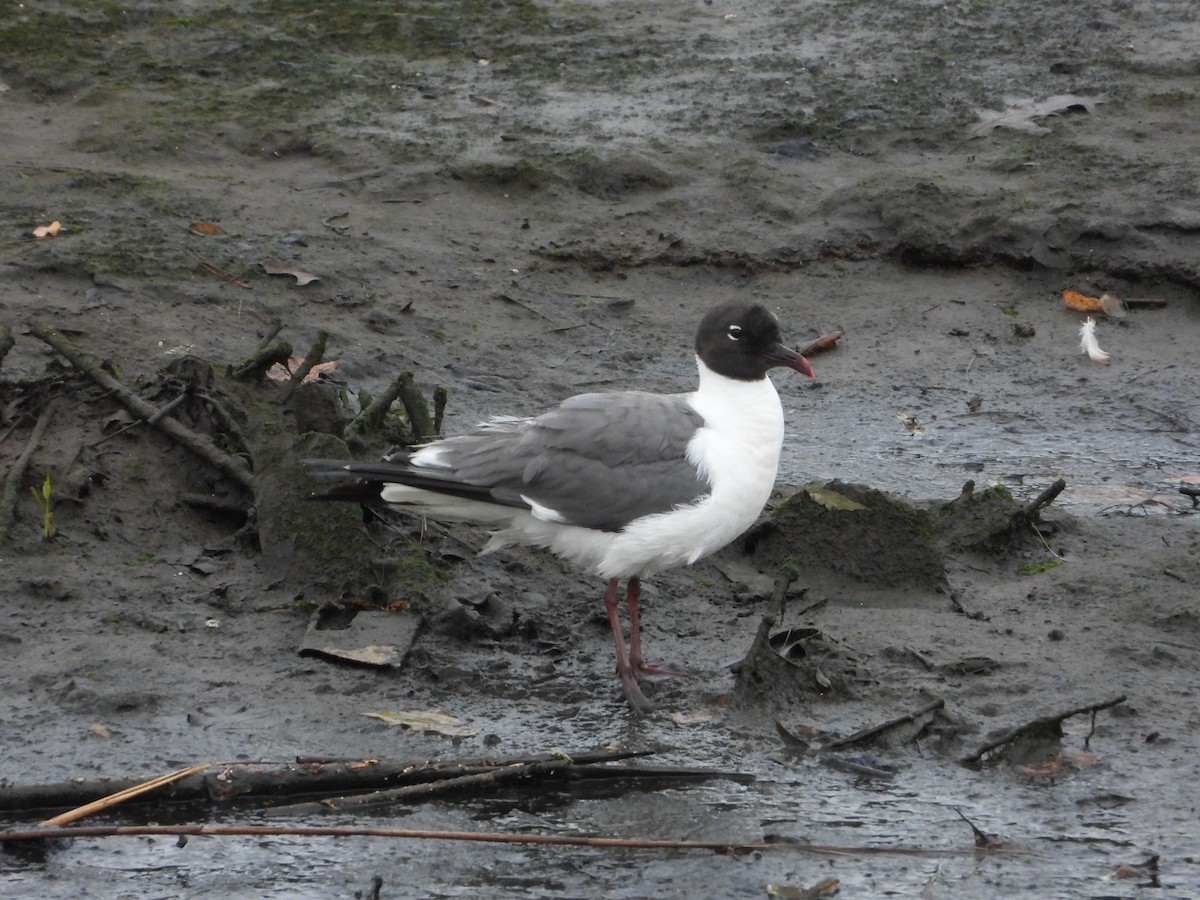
[3,0,1200,896]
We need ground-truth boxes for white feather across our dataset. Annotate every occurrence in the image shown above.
[1079,316,1111,363]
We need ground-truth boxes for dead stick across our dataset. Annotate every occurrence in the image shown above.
[397,371,434,441]
[91,392,188,448]
[189,249,250,288]
[800,329,844,358]
[349,374,406,436]
[0,750,655,814]
[234,339,292,380]
[961,694,1126,766]
[265,757,579,816]
[279,330,329,404]
[824,698,946,751]
[1022,478,1067,522]
[28,325,253,490]
[42,763,214,827]
[0,398,58,538]
[0,823,1024,857]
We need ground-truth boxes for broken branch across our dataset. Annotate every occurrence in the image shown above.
[961,694,1126,767]
[27,324,253,491]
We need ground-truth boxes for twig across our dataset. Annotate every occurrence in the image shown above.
[348,373,407,438]
[0,398,58,539]
[265,756,573,816]
[27,325,253,490]
[234,339,293,380]
[279,330,329,404]
[257,318,284,351]
[961,695,1126,766]
[90,392,188,448]
[1021,478,1067,523]
[0,823,1023,857]
[42,764,214,827]
[799,330,844,358]
[189,249,251,288]
[824,698,946,751]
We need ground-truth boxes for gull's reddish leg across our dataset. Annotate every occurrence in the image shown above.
[603,577,651,711]
[626,577,685,678]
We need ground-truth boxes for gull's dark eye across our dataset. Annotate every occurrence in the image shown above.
[727,324,742,342]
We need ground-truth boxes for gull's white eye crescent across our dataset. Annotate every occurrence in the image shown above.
[727,324,742,341]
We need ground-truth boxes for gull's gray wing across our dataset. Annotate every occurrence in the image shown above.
[420,391,709,531]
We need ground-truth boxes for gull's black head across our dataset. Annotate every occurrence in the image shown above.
[694,302,814,381]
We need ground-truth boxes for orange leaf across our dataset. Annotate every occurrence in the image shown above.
[188,220,227,235]
[1062,289,1104,312]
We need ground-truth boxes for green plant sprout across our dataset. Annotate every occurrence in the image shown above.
[30,473,54,539]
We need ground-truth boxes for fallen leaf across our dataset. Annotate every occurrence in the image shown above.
[262,258,320,285]
[1062,289,1123,316]
[90,722,112,738]
[32,220,62,238]
[266,358,339,382]
[1062,289,1104,312]
[363,709,479,737]
[188,220,226,235]
[804,481,868,511]
[968,94,1106,138]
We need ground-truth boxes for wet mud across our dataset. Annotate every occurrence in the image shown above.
[2,1,1199,896]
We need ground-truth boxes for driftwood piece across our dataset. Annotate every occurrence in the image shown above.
[961,695,1126,767]
[0,398,58,539]
[0,750,652,815]
[265,759,754,816]
[27,324,254,490]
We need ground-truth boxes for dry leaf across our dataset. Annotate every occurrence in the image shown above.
[262,258,320,285]
[1062,289,1104,312]
[32,220,62,238]
[188,220,226,235]
[266,358,339,382]
[968,94,1106,138]
[90,722,112,738]
[1062,289,1124,316]
[363,709,479,737]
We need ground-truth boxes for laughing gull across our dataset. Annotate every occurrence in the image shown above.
[307,301,814,710]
